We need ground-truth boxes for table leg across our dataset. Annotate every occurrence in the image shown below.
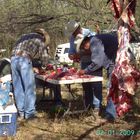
[66,84,77,99]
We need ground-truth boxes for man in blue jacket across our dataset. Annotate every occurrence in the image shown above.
[65,21,103,115]
[75,33,118,118]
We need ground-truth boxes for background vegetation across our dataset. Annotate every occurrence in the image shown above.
[0,0,140,57]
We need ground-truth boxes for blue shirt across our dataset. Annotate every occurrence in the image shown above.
[84,33,118,74]
[68,28,96,55]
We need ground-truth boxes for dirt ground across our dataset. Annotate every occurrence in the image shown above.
[1,83,140,140]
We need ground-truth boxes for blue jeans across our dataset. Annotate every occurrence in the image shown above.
[11,56,36,119]
[81,62,103,109]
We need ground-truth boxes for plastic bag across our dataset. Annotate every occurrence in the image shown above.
[0,81,11,106]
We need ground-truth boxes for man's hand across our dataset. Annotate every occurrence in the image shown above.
[69,54,80,62]
[69,54,75,60]
[33,67,39,73]
[77,70,85,75]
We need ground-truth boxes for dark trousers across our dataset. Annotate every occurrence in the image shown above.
[81,62,103,109]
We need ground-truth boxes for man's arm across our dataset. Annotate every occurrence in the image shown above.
[68,35,76,55]
[68,35,81,62]
[84,37,105,74]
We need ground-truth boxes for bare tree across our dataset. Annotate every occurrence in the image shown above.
[0,0,139,57]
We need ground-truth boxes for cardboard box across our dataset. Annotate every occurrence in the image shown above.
[0,104,17,136]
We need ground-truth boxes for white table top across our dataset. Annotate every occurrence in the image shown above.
[36,74,103,85]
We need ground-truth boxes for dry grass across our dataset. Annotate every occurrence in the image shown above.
[1,83,140,140]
